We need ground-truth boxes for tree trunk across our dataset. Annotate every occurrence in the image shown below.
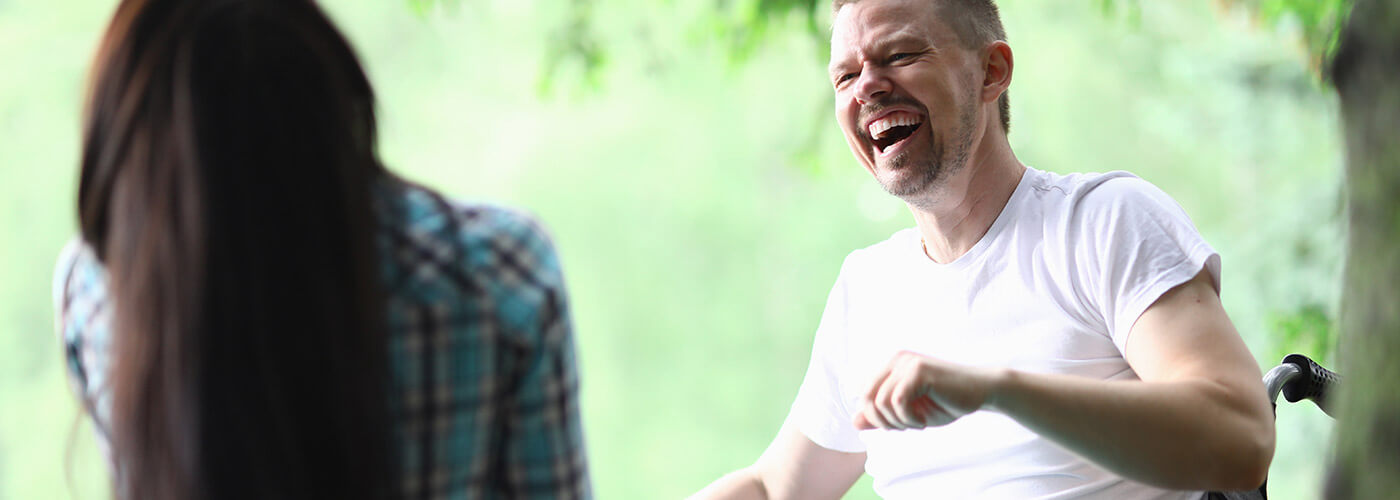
[1325,0,1400,498]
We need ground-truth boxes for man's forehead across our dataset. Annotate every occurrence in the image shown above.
[830,0,942,60]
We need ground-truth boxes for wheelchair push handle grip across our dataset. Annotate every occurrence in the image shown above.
[1280,353,1341,418]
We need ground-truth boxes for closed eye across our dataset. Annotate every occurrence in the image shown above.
[888,52,918,63]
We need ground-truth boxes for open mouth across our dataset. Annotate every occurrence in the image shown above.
[868,112,925,155]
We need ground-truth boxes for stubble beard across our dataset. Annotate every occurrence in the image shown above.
[878,92,979,209]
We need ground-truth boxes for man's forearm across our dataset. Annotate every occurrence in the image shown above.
[987,369,1274,491]
[691,426,866,500]
[690,467,768,500]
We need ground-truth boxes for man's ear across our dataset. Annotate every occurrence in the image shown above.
[982,40,1013,104]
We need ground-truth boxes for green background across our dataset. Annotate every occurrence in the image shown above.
[0,0,1342,498]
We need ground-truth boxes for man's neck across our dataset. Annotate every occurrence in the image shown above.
[910,131,1025,264]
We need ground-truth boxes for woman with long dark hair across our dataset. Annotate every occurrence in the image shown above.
[53,1,590,498]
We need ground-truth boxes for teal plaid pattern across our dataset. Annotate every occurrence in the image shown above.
[54,178,591,499]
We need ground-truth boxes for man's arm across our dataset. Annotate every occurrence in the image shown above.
[855,269,1275,491]
[690,422,866,500]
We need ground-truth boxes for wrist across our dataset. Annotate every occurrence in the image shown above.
[983,366,1018,413]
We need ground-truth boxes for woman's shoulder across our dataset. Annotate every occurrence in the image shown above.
[376,177,564,293]
[376,177,569,346]
[381,178,551,245]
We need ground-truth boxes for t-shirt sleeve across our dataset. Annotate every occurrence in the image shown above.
[788,264,867,453]
[1070,175,1222,355]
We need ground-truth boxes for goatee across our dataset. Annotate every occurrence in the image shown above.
[878,92,978,206]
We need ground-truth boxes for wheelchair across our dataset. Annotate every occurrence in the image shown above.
[1265,354,1341,419]
[1212,354,1341,500]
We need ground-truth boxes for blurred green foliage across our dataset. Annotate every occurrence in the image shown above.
[537,0,608,93]
[1270,304,1337,366]
[1103,0,1352,79]
[478,0,1353,91]
[0,1,1344,499]
[1219,0,1352,76]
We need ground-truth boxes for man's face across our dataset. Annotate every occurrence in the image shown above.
[829,0,982,203]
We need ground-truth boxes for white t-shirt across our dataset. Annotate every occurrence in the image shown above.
[790,167,1219,500]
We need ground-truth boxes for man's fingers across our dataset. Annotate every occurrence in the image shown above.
[889,375,924,428]
[855,352,978,430]
[859,352,907,430]
[853,410,875,430]
[912,397,951,427]
[872,368,909,430]
[864,354,904,402]
[860,400,896,430]
[855,397,946,430]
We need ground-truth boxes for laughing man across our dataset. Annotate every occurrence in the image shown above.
[693,1,1275,499]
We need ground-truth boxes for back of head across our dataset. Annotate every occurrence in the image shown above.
[78,0,395,498]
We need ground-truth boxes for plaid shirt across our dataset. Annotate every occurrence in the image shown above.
[53,178,591,499]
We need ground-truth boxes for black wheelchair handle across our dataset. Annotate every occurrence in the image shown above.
[1280,353,1341,418]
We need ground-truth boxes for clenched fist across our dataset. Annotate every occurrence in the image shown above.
[854,351,1008,431]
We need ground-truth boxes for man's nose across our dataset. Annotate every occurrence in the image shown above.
[854,64,891,105]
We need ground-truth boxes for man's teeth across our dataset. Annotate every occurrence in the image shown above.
[869,114,923,139]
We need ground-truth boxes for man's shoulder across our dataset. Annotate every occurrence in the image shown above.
[1024,168,1185,224]
[1027,167,1144,202]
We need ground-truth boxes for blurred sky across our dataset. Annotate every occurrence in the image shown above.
[0,1,1344,498]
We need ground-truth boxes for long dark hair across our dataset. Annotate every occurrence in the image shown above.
[77,0,396,498]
